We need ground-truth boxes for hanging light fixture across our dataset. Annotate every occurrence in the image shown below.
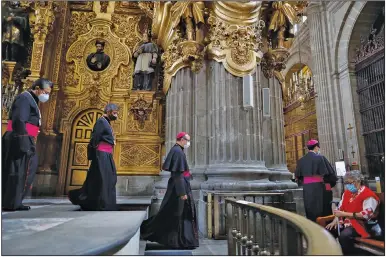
[288,37,316,108]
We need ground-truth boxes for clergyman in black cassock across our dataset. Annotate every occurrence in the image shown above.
[141,132,199,249]
[68,104,118,211]
[295,139,338,222]
[2,78,54,211]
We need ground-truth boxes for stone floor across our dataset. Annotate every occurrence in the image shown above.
[192,239,228,256]
[2,198,228,256]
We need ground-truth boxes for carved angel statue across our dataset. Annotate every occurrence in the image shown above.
[262,1,298,49]
[132,32,158,91]
[170,1,205,43]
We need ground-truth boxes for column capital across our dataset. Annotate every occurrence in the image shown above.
[306,2,322,15]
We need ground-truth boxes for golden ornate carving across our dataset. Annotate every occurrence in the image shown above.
[65,18,130,97]
[100,1,109,13]
[74,143,88,166]
[260,1,305,78]
[152,2,207,93]
[68,11,96,46]
[127,93,158,133]
[119,143,160,167]
[62,99,77,119]
[138,2,154,19]
[130,94,153,129]
[64,62,80,87]
[30,2,56,43]
[69,1,94,12]
[2,61,17,84]
[56,10,164,194]
[112,64,133,90]
[206,15,265,77]
[111,14,142,52]
[261,48,290,79]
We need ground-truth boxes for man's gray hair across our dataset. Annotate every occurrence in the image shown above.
[104,103,119,114]
[343,170,364,184]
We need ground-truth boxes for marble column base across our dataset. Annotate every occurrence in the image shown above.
[201,164,297,191]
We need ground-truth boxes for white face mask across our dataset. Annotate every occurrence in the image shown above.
[184,141,191,149]
[38,94,49,103]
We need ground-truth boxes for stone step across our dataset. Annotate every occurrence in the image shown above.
[144,242,193,256]
[2,201,148,255]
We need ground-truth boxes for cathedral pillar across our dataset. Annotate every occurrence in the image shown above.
[264,75,292,180]
[307,3,344,163]
[154,67,206,200]
[200,61,296,191]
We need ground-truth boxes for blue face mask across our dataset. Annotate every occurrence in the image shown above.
[345,183,358,193]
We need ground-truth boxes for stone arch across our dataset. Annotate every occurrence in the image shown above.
[283,50,313,77]
[334,1,385,174]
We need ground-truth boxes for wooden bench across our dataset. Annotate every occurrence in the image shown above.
[316,193,384,255]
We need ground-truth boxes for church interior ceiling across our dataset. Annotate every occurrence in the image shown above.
[1,1,309,193]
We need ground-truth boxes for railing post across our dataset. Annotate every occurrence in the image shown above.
[227,200,236,255]
[214,194,220,239]
[236,206,242,255]
[207,193,213,239]
[241,208,248,255]
[252,211,260,255]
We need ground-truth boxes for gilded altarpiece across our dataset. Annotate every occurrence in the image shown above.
[283,66,318,173]
[55,2,164,194]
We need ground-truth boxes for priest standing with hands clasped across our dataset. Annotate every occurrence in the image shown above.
[141,132,199,249]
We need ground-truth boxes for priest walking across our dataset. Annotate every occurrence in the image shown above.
[141,132,199,249]
[295,139,338,222]
[2,78,54,211]
[68,104,119,211]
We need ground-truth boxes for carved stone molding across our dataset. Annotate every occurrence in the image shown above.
[354,27,385,64]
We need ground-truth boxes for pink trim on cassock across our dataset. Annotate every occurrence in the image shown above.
[7,120,39,137]
[97,141,113,153]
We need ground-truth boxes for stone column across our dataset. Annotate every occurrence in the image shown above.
[264,74,294,186]
[154,68,197,199]
[307,3,345,163]
[201,61,297,191]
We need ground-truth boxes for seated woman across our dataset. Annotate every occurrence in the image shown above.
[325,170,380,255]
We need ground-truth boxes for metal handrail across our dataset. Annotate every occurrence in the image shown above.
[225,198,342,256]
[205,191,286,239]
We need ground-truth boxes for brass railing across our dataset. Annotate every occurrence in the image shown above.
[225,198,342,255]
[206,191,288,239]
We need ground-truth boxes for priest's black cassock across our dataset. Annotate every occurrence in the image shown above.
[140,144,199,249]
[68,116,117,211]
[2,91,41,211]
[295,151,337,222]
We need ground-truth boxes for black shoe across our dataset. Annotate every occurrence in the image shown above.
[17,205,31,211]
[2,207,16,212]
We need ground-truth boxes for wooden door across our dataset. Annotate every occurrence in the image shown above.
[65,109,103,193]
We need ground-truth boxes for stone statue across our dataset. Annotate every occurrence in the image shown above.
[132,33,158,91]
[86,40,111,71]
[2,1,30,62]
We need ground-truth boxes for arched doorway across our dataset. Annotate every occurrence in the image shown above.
[352,7,385,179]
[65,109,103,193]
[283,64,318,173]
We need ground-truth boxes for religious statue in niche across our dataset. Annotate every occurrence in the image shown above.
[132,32,158,91]
[86,40,111,71]
[2,1,30,63]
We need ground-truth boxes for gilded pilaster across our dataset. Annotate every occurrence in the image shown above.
[23,2,56,88]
